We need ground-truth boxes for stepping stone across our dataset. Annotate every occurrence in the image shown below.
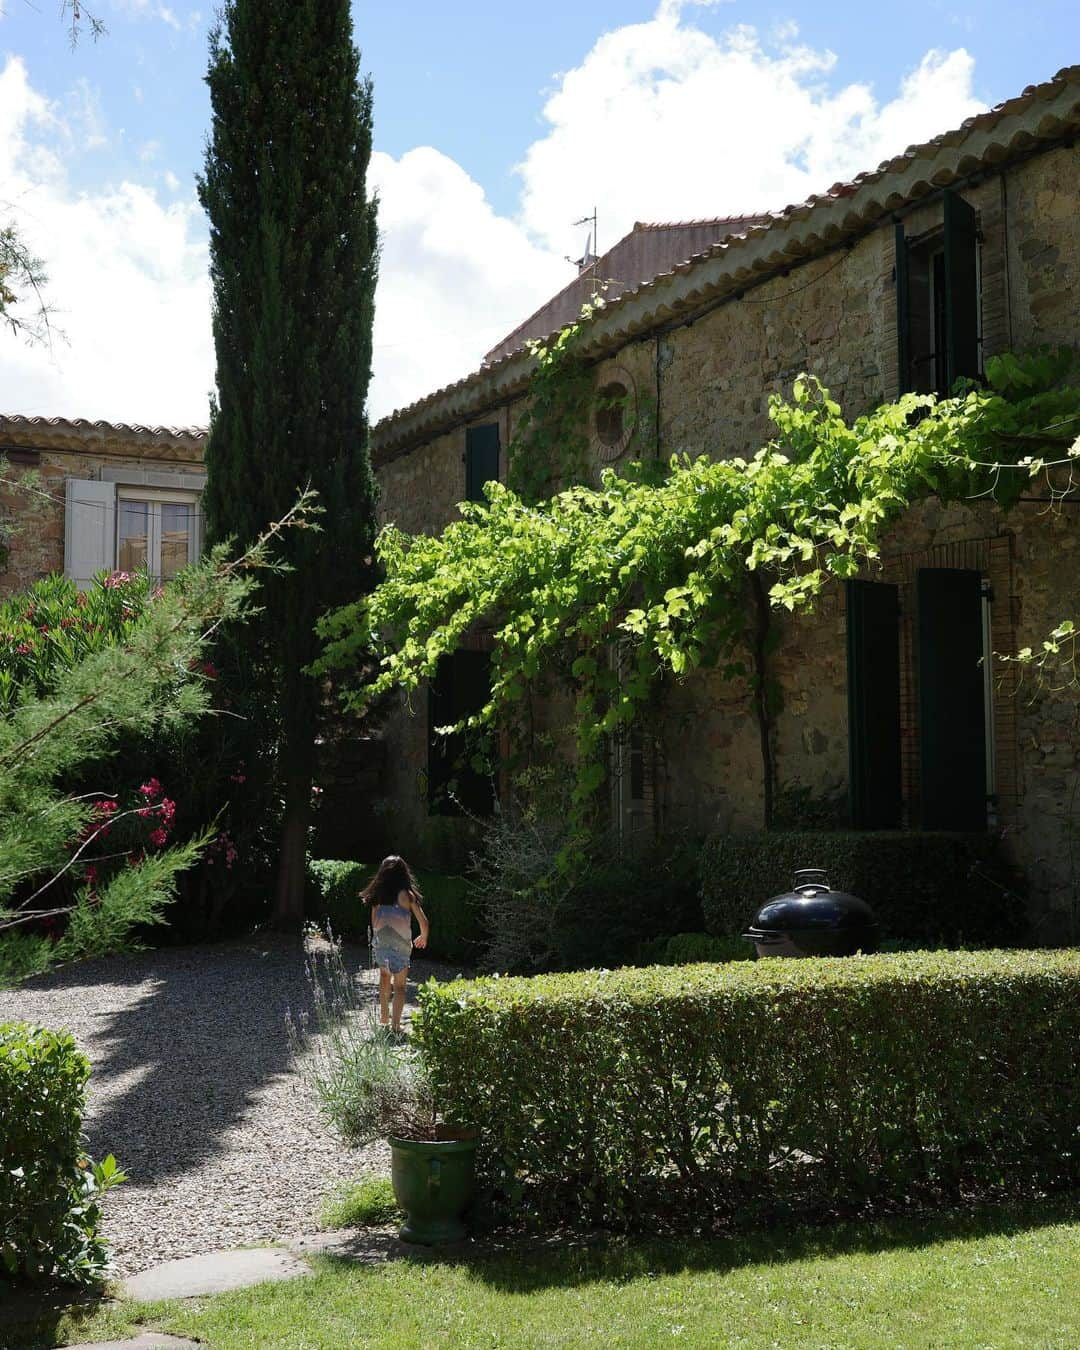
[77,1337,199,1350]
[122,1247,312,1302]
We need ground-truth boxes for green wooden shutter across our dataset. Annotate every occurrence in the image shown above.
[465,424,500,503]
[943,192,980,387]
[895,222,911,396]
[846,580,902,828]
[427,650,494,816]
[917,568,986,830]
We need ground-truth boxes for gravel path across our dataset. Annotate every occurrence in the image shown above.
[0,936,460,1276]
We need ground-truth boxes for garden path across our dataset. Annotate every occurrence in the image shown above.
[0,935,457,1276]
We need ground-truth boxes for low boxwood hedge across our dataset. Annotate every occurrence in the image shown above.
[416,949,1080,1227]
[307,859,482,965]
[1,1023,122,1287]
[636,932,752,966]
[700,831,1024,946]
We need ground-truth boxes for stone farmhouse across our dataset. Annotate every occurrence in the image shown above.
[369,65,1080,937]
[2,65,1078,935]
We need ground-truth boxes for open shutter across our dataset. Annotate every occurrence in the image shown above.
[894,222,911,396]
[428,650,494,816]
[846,580,902,828]
[64,479,116,591]
[918,568,986,830]
[943,192,980,387]
[465,424,500,503]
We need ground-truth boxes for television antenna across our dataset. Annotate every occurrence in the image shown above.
[566,208,598,272]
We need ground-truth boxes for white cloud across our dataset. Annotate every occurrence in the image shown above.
[0,4,990,427]
[517,9,984,252]
[0,57,212,427]
[368,148,565,418]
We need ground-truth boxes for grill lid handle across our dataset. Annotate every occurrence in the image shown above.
[792,868,830,891]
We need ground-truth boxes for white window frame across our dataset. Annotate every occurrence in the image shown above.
[116,487,202,580]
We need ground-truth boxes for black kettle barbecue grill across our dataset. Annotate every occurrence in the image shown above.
[741,869,879,958]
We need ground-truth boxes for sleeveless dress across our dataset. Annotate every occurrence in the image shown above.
[371,902,413,973]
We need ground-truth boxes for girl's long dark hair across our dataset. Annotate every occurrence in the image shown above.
[361,855,422,908]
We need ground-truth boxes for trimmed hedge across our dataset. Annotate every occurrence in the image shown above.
[307,859,482,965]
[1,1023,121,1286]
[636,932,752,966]
[701,831,1024,946]
[416,950,1080,1227]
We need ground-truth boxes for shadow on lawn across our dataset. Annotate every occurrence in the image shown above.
[350,1193,1080,1295]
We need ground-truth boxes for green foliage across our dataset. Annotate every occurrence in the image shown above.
[317,348,1080,846]
[699,830,1025,945]
[636,931,752,965]
[0,1023,125,1287]
[416,949,1080,1227]
[0,513,299,981]
[200,0,381,922]
[288,939,435,1145]
[506,315,596,501]
[306,859,482,965]
[472,808,702,973]
[0,571,159,715]
[320,1175,400,1229]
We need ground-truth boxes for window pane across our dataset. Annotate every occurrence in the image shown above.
[118,500,149,573]
[160,502,194,580]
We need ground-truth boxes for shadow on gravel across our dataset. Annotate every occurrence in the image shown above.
[7,938,464,1187]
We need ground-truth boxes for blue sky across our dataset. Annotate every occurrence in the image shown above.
[1,0,1077,423]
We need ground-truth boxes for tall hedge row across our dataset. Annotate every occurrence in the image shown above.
[416,950,1080,1226]
[1,1023,120,1286]
[700,831,1023,946]
[307,859,482,965]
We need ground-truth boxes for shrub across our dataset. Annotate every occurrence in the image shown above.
[636,932,752,966]
[0,1023,124,1286]
[287,940,435,1145]
[416,949,1080,1228]
[700,831,1024,946]
[306,859,482,965]
[470,812,703,974]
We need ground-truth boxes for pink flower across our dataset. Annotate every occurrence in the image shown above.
[84,864,98,885]
[148,828,168,848]
[158,798,177,824]
[229,772,247,784]
[60,617,76,629]
[139,778,163,801]
[137,807,153,818]
[201,662,219,679]
[94,799,119,816]
[225,845,239,867]
[16,642,32,655]
[39,624,50,634]
[103,571,131,590]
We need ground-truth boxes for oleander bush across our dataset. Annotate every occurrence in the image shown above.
[306,859,482,965]
[416,949,1080,1227]
[0,1023,124,1286]
[700,831,1024,946]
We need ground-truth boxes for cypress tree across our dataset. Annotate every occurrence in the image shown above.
[199,0,379,927]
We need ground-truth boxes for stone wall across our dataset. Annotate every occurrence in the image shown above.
[0,446,205,597]
[373,141,1080,930]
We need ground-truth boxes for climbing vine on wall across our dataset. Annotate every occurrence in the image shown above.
[315,347,1080,848]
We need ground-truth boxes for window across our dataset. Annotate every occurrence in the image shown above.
[64,478,202,590]
[117,493,199,581]
[464,424,500,503]
[896,191,981,396]
[427,649,494,816]
[846,568,994,832]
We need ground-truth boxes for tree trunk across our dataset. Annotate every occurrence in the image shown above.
[271,710,315,931]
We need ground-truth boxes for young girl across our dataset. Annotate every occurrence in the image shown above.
[361,855,430,1033]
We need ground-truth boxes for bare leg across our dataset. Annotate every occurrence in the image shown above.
[391,969,408,1032]
[378,968,391,1026]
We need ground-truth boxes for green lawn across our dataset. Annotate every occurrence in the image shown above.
[4,1198,1078,1349]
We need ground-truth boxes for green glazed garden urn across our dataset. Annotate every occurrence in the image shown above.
[389,1130,477,1244]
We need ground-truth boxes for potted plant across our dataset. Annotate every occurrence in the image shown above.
[290,937,476,1244]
